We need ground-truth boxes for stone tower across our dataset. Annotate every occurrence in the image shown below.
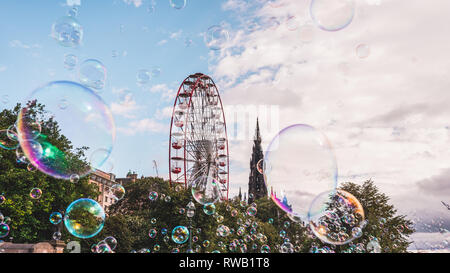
[248,118,267,204]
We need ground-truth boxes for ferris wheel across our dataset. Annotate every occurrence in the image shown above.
[168,73,230,201]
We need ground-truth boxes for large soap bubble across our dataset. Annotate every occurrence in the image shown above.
[191,175,220,205]
[16,81,115,181]
[64,198,105,239]
[264,124,337,222]
[308,190,365,245]
[51,16,83,47]
[310,0,355,32]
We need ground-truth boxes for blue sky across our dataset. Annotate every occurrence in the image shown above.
[0,0,239,181]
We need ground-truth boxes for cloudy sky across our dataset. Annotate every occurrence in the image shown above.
[0,0,449,250]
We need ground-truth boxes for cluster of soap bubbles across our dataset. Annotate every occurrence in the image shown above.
[51,16,83,47]
[309,190,365,245]
[91,236,118,253]
[0,212,11,239]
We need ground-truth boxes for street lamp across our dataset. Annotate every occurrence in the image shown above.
[186,199,196,253]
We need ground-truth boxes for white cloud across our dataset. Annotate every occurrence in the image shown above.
[110,88,141,119]
[215,0,450,220]
[170,30,183,40]
[148,83,177,102]
[118,118,167,136]
[66,0,81,6]
[123,0,142,8]
[157,39,168,46]
[9,40,41,49]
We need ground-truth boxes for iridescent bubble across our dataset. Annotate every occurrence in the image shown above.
[280,242,294,253]
[264,124,337,221]
[162,228,168,235]
[70,174,80,183]
[17,81,115,181]
[217,225,230,237]
[64,54,78,70]
[366,239,381,253]
[78,59,107,91]
[151,67,161,78]
[308,190,365,245]
[150,218,157,224]
[171,226,189,244]
[191,175,220,205]
[0,195,5,205]
[356,44,370,59]
[30,188,42,199]
[149,228,157,238]
[261,244,270,253]
[310,0,355,32]
[137,69,151,84]
[104,236,117,250]
[26,163,37,172]
[96,241,112,253]
[49,212,63,225]
[63,198,105,239]
[204,25,229,51]
[170,0,186,10]
[203,240,210,248]
[52,231,62,240]
[110,184,125,201]
[149,191,158,201]
[0,129,19,150]
[51,16,83,47]
[203,203,216,215]
[246,206,257,217]
[256,159,264,174]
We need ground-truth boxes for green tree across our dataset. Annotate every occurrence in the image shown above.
[0,103,99,244]
[96,178,413,253]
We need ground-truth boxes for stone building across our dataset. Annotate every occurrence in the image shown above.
[248,119,268,204]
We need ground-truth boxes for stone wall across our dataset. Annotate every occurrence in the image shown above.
[0,240,65,253]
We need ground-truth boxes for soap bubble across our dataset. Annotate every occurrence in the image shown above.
[191,175,220,205]
[17,81,115,181]
[64,54,78,70]
[256,159,264,174]
[217,225,230,237]
[110,184,125,201]
[70,174,80,183]
[366,239,381,253]
[149,191,158,201]
[52,231,62,240]
[204,25,229,51]
[137,69,151,84]
[0,195,5,205]
[203,203,216,215]
[310,0,355,32]
[308,190,365,245]
[0,223,9,238]
[51,16,83,47]
[171,226,189,244]
[246,206,257,217]
[104,236,117,250]
[64,198,105,239]
[260,244,270,253]
[170,0,186,10]
[96,241,112,253]
[78,59,107,90]
[0,129,19,150]
[49,212,63,225]
[151,67,161,78]
[30,188,42,199]
[149,228,157,239]
[264,124,337,221]
[356,44,370,59]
